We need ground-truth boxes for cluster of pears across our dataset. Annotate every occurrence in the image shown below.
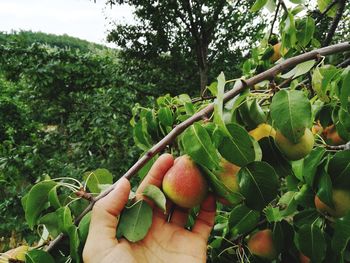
[161,122,316,261]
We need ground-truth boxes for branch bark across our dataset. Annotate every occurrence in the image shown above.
[45,42,350,253]
[322,0,347,47]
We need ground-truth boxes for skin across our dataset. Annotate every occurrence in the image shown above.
[314,189,350,218]
[83,154,216,263]
[247,229,277,260]
[162,155,208,208]
[249,123,276,141]
[275,128,314,161]
[323,124,345,145]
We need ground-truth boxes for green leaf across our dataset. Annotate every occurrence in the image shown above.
[201,166,244,205]
[228,204,260,236]
[251,0,268,12]
[332,213,350,254]
[296,223,326,262]
[48,186,61,209]
[24,180,57,229]
[117,200,153,242]
[143,185,166,212]
[68,225,81,262]
[328,150,350,188]
[218,123,257,166]
[83,168,113,194]
[278,191,298,216]
[293,209,320,228]
[280,60,315,79]
[272,221,294,254]
[138,154,157,180]
[339,108,350,131]
[316,167,334,209]
[259,137,293,178]
[270,90,312,143]
[158,107,174,127]
[56,206,74,234]
[25,250,55,263]
[182,122,220,170]
[340,68,350,110]
[207,81,218,96]
[290,0,304,3]
[237,161,279,210]
[317,0,338,17]
[133,119,153,151]
[296,17,315,47]
[214,72,227,133]
[78,212,91,244]
[38,212,60,238]
[303,147,326,187]
[264,205,283,222]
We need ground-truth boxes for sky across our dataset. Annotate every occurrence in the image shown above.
[0,0,134,47]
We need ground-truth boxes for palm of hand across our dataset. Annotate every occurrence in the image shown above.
[83,154,215,263]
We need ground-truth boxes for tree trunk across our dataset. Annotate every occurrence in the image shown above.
[199,63,208,96]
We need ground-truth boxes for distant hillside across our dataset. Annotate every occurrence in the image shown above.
[0,30,107,51]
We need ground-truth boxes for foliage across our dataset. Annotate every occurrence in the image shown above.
[0,30,105,52]
[0,34,140,249]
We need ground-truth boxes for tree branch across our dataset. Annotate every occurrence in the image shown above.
[45,42,350,253]
[278,0,288,13]
[268,2,281,42]
[322,0,347,47]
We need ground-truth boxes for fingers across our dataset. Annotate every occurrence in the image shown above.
[170,207,189,227]
[136,153,174,196]
[87,177,131,243]
[192,195,216,241]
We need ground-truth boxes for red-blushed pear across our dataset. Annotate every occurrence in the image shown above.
[299,252,311,263]
[216,158,240,193]
[275,128,314,161]
[162,155,208,209]
[314,189,350,218]
[247,229,277,261]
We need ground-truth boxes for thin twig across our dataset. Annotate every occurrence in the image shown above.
[45,42,350,253]
[268,2,281,42]
[278,0,288,13]
[326,141,350,150]
[337,57,350,68]
[322,0,347,46]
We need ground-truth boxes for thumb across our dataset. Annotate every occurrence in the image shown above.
[87,177,131,244]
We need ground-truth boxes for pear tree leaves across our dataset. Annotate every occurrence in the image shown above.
[143,185,166,212]
[270,90,312,143]
[296,223,326,262]
[218,123,258,167]
[228,204,260,236]
[83,168,113,194]
[237,161,279,211]
[182,122,220,170]
[25,250,55,263]
[117,200,153,242]
[22,180,57,229]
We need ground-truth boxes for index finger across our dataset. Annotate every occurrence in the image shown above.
[136,153,174,195]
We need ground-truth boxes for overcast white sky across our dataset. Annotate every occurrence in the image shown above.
[0,0,134,47]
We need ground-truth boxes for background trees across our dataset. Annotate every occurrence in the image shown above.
[106,0,266,95]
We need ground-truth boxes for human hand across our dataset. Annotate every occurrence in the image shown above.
[83,154,216,263]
